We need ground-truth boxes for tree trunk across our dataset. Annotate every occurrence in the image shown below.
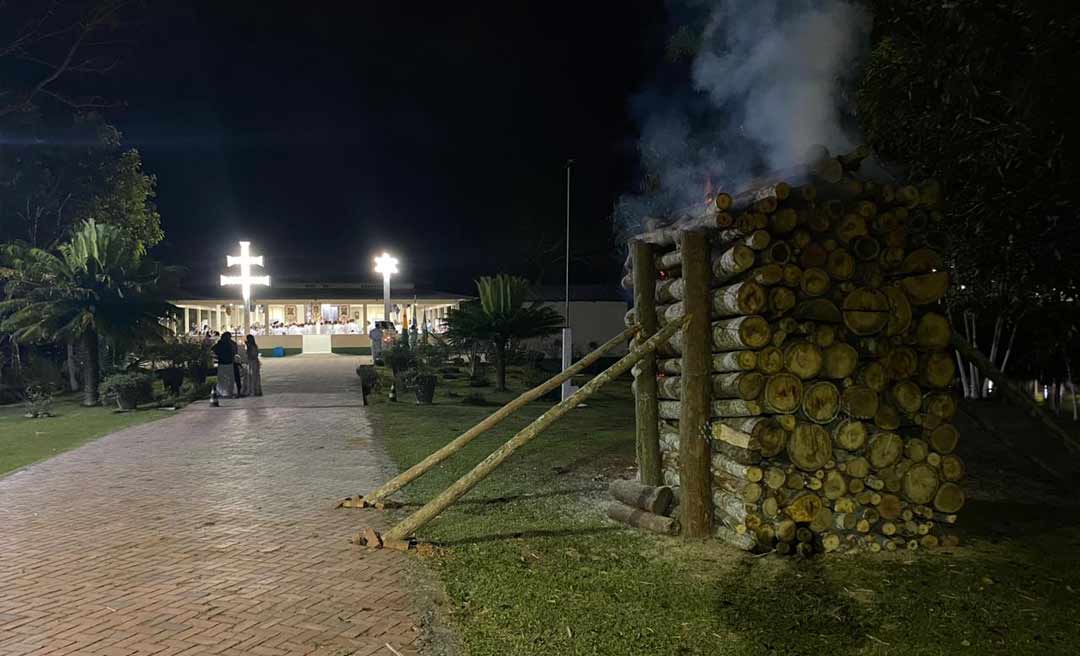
[81,327,100,407]
[66,340,80,392]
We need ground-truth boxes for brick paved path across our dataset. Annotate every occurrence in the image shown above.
[0,355,425,656]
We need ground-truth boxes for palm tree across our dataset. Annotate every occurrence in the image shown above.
[445,274,563,391]
[0,220,177,406]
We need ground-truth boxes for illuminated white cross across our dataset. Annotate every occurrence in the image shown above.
[374,252,399,323]
[220,241,270,302]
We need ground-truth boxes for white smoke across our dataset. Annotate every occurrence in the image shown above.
[616,0,870,235]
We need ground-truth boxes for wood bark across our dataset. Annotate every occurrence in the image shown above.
[677,230,713,538]
[607,502,679,535]
[609,479,674,515]
[632,240,663,486]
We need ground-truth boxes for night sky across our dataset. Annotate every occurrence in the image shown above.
[103,1,667,293]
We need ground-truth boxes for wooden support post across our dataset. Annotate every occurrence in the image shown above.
[632,239,662,485]
[380,316,688,543]
[678,230,714,538]
[356,325,639,504]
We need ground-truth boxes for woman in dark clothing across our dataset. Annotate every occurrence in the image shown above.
[245,335,262,396]
[212,332,238,397]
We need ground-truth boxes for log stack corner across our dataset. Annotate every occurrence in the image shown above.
[623,145,962,555]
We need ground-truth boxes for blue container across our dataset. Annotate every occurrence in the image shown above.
[271,346,286,357]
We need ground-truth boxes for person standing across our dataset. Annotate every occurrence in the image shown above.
[369,323,384,362]
[212,332,238,398]
[245,334,263,397]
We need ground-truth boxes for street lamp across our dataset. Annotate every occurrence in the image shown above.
[374,252,399,325]
[220,241,270,336]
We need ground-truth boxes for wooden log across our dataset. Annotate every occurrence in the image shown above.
[842,287,890,335]
[678,231,713,538]
[857,361,889,392]
[901,271,949,305]
[659,399,763,419]
[901,462,940,504]
[364,324,638,502]
[714,524,757,551]
[919,351,956,388]
[793,298,842,323]
[800,267,831,297]
[750,263,784,286]
[783,341,823,380]
[756,345,784,375]
[874,402,901,430]
[916,313,951,349]
[769,286,797,315]
[764,373,803,414]
[658,350,757,375]
[826,248,856,281]
[609,479,674,515]
[711,243,757,283]
[667,316,772,354]
[832,417,867,451]
[904,438,930,463]
[883,346,918,381]
[892,380,923,415]
[784,492,825,523]
[607,501,678,535]
[632,240,663,486]
[788,423,832,471]
[708,417,787,457]
[841,385,880,419]
[933,482,965,513]
[802,380,841,424]
[712,451,764,483]
[821,342,858,379]
[658,372,764,401]
[660,281,767,319]
[927,423,959,454]
[940,454,965,481]
[380,316,686,542]
[867,431,904,469]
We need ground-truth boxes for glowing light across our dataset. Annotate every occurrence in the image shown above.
[220,241,270,301]
[374,252,399,276]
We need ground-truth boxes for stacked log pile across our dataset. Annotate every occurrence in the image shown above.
[624,146,964,555]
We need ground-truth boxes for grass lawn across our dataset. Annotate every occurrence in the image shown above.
[0,394,171,477]
[367,367,1080,656]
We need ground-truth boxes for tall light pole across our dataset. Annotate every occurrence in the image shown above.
[561,159,575,401]
[220,241,270,336]
[374,252,399,324]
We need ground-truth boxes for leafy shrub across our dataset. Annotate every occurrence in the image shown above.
[23,382,57,418]
[99,371,155,409]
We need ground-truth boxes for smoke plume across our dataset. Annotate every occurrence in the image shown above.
[615,0,870,236]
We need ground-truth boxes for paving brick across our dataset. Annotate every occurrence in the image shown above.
[0,357,424,655]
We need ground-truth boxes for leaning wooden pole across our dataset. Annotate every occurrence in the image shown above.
[632,239,663,485]
[678,230,714,538]
[353,325,640,505]
[380,316,689,544]
[952,332,1080,454]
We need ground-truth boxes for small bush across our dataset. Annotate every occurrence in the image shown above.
[23,382,57,418]
[99,371,155,409]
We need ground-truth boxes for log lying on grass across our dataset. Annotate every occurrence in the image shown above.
[607,501,679,535]
[608,479,674,515]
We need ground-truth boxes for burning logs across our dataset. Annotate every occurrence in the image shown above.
[627,145,962,555]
